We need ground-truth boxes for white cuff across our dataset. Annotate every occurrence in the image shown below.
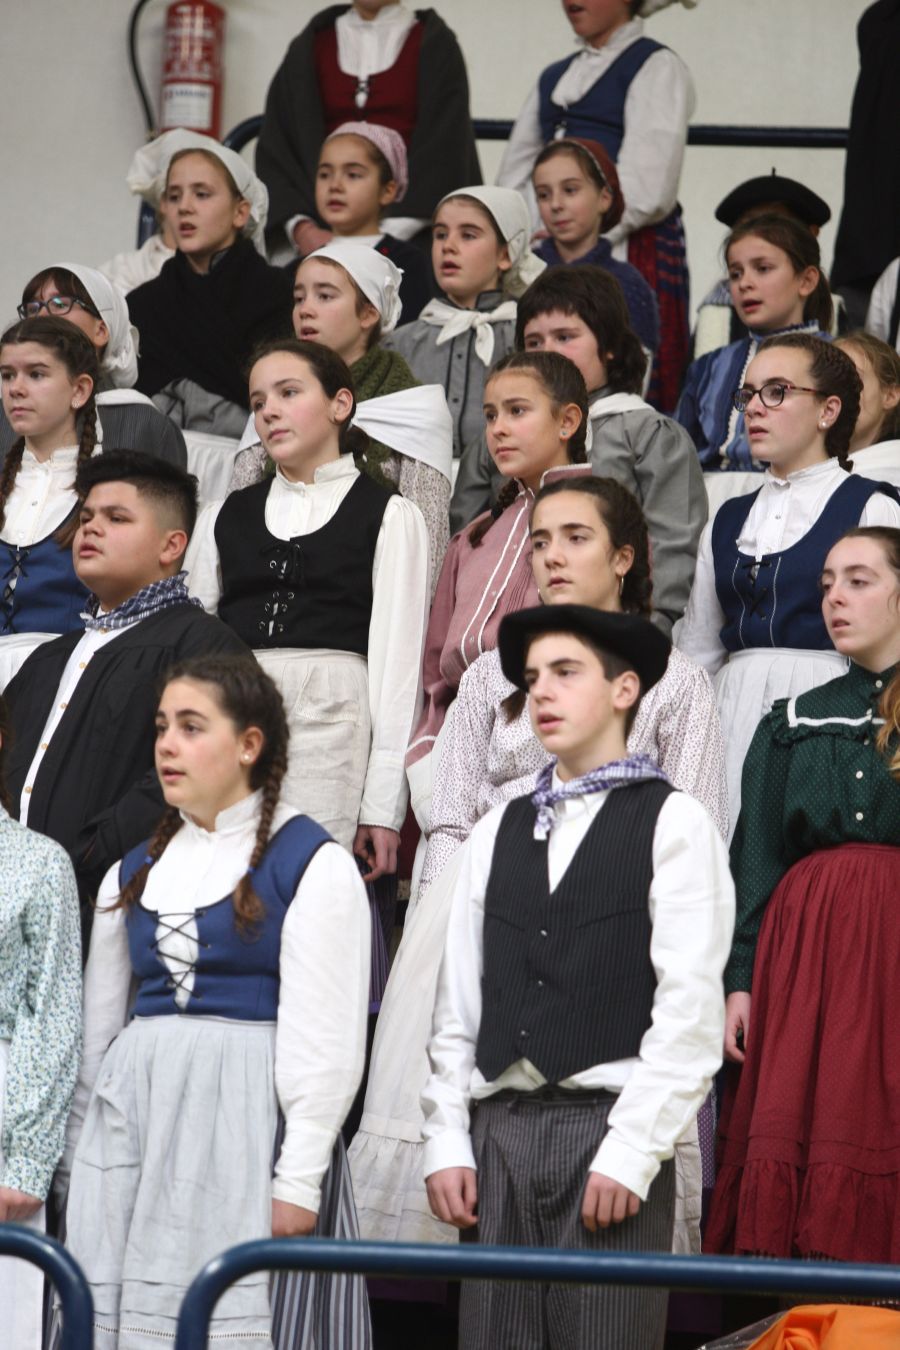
[422,1128,477,1179]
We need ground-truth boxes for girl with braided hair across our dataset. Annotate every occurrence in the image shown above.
[678,333,900,832]
[57,653,373,1348]
[350,476,727,1253]
[0,317,98,673]
[406,349,592,831]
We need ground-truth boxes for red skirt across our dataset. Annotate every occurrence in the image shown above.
[706,844,900,1263]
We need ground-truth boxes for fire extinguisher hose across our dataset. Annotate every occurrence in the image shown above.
[129,0,158,136]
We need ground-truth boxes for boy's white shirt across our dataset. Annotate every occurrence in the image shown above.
[421,775,735,1200]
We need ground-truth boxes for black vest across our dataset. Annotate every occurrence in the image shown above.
[215,471,391,651]
[476,780,673,1084]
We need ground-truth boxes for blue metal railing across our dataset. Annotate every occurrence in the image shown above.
[0,1225,94,1350]
[173,1237,900,1350]
[138,117,849,246]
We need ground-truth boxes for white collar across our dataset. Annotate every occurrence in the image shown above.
[181,788,263,837]
[273,456,357,491]
[763,458,841,490]
[21,444,79,469]
[342,2,413,31]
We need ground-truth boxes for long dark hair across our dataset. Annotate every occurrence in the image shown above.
[0,316,99,536]
[836,526,900,779]
[502,476,653,723]
[469,350,590,547]
[725,212,833,331]
[117,655,290,929]
[756,332,862,469]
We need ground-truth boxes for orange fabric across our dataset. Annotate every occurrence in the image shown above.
[748,1305,900,1349]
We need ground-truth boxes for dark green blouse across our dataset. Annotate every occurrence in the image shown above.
[725,661,900,994]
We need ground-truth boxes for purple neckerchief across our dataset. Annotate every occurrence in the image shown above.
[531,753,670,841]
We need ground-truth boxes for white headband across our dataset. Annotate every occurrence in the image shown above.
[305,242,404,332]
[52,262,138,388]
[126,128,269,253]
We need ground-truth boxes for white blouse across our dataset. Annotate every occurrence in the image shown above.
[497,19,695,247]
[186,456,430,832]
[421,783,734,1200]
[1,445,79,545]
[677,460,900,676]
[68,792,370,1214]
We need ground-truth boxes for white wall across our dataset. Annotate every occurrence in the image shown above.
[0,0,868,328]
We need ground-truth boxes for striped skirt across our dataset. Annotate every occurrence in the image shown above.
[628,207,690,414]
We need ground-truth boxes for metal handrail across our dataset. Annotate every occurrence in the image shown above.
[222,116,849,153]
[174,1236,900,1350]
[136,116,848,244]
[0,1225,94,1350]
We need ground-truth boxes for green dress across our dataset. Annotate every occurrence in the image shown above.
[708,661,900,1262]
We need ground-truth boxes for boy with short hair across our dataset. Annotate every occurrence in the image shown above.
[423,604,734,1349]
[4,450,246,904]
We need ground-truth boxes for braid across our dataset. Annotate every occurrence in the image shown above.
[116,809,184,910]
[468,477,521,547]
[0,439,26,535]
[232,743,288,931]
[55,399,99,549]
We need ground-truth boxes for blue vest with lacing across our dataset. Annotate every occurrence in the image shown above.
[711,474,895,653]
[537,38,663,154]
[0,518,89,636]
[121,814,331,1021]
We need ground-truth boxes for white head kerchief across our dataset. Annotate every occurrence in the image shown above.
[54,262,138,388]
[125,128,269,252]
[237,383,452,481]
[305,242,404,332]
[436,185,545,300]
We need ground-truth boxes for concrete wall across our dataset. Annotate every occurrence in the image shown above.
[0,0,868,326]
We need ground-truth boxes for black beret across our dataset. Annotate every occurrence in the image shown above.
[715,173,831,229]
[498,604,671,693]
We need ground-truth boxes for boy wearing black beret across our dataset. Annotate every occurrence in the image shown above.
[422,605,734,1350]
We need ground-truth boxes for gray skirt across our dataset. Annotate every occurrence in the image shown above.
[59,1015,371,1350]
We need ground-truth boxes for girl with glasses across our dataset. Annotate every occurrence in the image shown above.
[677,333,900,831]
[1,263,187,469]
[676,214,834,473]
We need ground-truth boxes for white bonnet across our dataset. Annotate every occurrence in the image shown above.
[435,186,545,299]
[304,242,404,332]
[126,128,268,252]
[52,262,138,388]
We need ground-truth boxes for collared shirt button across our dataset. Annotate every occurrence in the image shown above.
[875,679,884,689]
[40,742,48,750]
[24,786,32,794]
[59,701,67,710]
[539,928,548,938]
[78,661,87,669]
[864,737,870,746]
[856,770,864,779]
[855,811,864,821]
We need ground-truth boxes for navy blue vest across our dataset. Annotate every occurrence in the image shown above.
[711,474,895,653]
[0,520,89,636]
[538,38,663,154]
[121,814,331,1021]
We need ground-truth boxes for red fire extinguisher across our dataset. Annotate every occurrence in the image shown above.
[159,1,226,139]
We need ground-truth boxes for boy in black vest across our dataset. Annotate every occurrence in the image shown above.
[422,605,734,1350]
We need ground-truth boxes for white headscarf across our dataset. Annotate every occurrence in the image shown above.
[305,242,404,332]
[125,128,269,253]
[52,262,139,388]
[436,185,546,300]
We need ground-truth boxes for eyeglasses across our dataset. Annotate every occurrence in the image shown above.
[732,380,823,413]
[16,296,98,321]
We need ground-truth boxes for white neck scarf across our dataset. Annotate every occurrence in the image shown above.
[417,298,518,367]
[336,4,417,106]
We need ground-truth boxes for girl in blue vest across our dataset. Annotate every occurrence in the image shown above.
[499,0,695,412]
[677,333,900,832]
[57,654,372,1348]
[0,318,98,666]
[676,214,834,473]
